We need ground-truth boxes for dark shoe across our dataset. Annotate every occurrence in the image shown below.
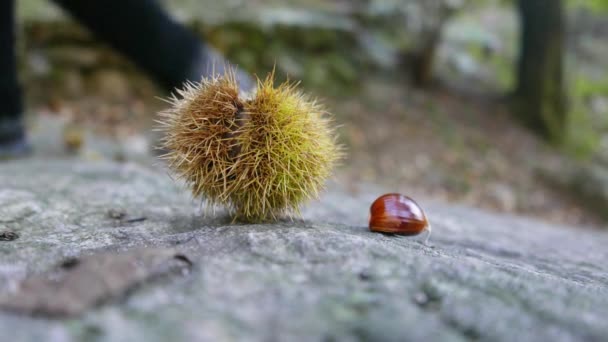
[188,45,256,94]
[0,118,32,160]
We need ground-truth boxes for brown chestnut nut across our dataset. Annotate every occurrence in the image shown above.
[369,193,432,244]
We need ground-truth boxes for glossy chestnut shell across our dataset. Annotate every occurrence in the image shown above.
[369,193,428,235]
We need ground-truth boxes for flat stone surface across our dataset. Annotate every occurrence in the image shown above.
[1,158,608,341]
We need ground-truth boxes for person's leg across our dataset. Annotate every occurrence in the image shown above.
[0,0,30,158]
[52,0,253,91]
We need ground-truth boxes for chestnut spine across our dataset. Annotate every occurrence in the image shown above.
[157,69,342,221]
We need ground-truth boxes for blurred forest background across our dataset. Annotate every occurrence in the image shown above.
[14,0,608,228]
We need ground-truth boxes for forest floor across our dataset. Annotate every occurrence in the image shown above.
[24,71,607,230]
[17,0,608,230]
[334,77,606,229]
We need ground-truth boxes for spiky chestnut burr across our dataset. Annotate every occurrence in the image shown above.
[158,70,341,221]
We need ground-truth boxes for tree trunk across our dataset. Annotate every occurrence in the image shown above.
[411,29,441,87]
[515,0,566,143]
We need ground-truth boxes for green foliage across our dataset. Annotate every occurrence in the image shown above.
[566,109,600,159]
[564,75,608,158]
[468,44,515,90]
[568,0,608,12]
[203,21,362,95]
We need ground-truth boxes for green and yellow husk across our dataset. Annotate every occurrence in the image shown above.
[158,70,341,221]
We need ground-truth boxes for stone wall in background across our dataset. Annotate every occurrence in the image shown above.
[16,0,466,94]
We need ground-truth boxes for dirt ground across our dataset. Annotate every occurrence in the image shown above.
[334,77,606,229]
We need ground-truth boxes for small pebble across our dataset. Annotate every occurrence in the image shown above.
[358,270,373,281]
[108,208,127,220]
[0,231,19,241]
[413,292,429,306]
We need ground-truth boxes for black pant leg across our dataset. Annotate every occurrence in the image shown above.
[52,0,203,90]
[0,0,23,120]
